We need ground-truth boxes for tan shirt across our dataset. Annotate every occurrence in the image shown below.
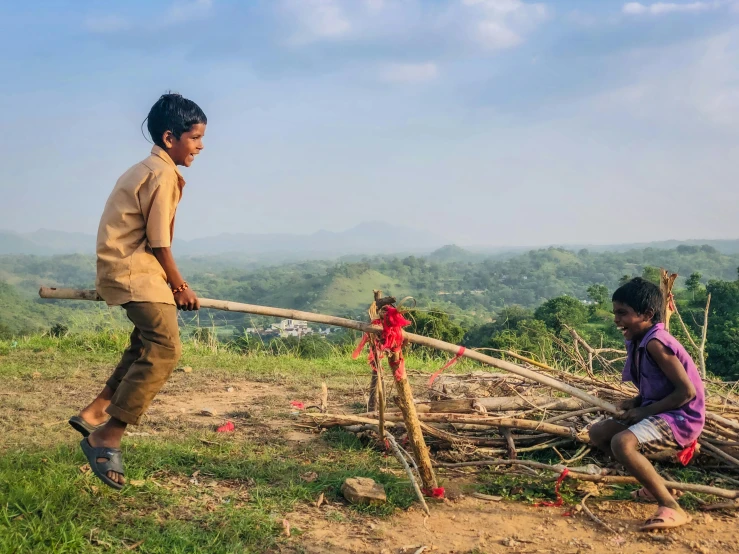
[96,146,185,306]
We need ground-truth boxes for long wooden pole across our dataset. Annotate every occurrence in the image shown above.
[39,287,623,416]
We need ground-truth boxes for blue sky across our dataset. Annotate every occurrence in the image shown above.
[2,0,739,246]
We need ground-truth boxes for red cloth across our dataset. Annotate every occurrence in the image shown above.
[217,421,235,433]
[380,307,410,352]
[351,319,382,371]
[677,440,697,465]
[290,401,305,410]
[422,487,445,498]
[428,346,466,386]
[535,468,569,507]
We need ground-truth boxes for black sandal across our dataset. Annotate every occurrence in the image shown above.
[68,415,102,437]
[80,438,125,490]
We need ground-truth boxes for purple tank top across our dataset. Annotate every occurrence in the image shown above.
[622,323,705,447]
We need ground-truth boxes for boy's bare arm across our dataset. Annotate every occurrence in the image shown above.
[621,340,695,424]
[618,395,642,410]
[152,247,200,311]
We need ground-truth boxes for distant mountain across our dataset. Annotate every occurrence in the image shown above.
[4,226,739,260]
[0,231,56,255]
[428,244,480,262]
[174,221,446,256]
[0,223,447,258]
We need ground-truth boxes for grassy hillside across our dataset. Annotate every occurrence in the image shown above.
[2,243,738,335]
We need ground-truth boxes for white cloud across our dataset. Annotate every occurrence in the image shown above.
[379,62,439,83]
[623,2,722,15]
[282,0,351,43]
[589,30,739,129]
[84,0,213,34]
[461,0,549,50]
[84,15,130,34]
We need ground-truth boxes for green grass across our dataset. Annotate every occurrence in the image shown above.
[0,428,414,554]
[0,331,440,553]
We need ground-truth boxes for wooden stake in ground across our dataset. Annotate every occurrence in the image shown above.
[375,294,439,495]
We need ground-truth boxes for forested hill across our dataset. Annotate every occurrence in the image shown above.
[1,244,737,324]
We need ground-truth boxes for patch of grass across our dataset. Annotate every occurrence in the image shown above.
[0,430,414,553]
[0,332,457,385]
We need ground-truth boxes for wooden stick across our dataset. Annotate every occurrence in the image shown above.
[700,440,739,469]
[434,459,739,499]
[384,432,430,516]
[382,413,587,441]
[581,493,617,534]
[543,407,602,424]
[502,429,517,460]
[311,412,589,442]
[391,350,438,493]
[38,287,624,417]
[368,372,379,412]
[702,501,739,511]
[320,383,328,414]
[707,412,739,433]
[367,396,591,416]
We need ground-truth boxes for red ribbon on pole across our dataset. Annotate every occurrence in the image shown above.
[428,346,466,386]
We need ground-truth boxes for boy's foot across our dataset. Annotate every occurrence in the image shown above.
[640,506,691,531]
[68,415,103,437]
[630,487,683,502]
[80,437,125,490]
[78,406,110,427]
[84,427,126,488]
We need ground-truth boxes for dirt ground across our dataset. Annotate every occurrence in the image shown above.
[3,368,739,554]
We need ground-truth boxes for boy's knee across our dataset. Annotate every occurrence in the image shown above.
[611,431,637,456]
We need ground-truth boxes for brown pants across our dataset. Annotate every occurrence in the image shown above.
[105,302,181,425]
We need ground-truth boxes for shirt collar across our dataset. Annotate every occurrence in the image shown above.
[637,323,663,349]
[151,145,186,188]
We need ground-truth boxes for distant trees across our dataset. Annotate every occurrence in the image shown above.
[534,296,588,331]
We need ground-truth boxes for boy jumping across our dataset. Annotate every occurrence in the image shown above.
[68,93,206,489]
[589,277,705,530]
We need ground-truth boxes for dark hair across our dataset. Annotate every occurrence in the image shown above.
[612,277,664,323]
[145,93,207,148]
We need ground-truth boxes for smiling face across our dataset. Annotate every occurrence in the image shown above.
[161,123,206,167]
[612,300,654,341]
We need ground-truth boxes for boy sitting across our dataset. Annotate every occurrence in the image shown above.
[589,277,705,530]
[68,93,206,489]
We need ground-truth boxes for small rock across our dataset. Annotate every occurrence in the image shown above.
[575,481,601,497]
[340,477,387,506]
[177,366,193,373]
[704,514,714,524]
[226,387,234,393]
[301,471,318,483]
[200,408,217,417]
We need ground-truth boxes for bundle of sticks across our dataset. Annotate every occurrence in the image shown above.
[310,366,739,467]
[306,361,739,505]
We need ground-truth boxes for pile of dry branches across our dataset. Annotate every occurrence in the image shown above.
[306,339,739,505]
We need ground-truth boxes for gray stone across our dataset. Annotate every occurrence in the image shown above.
[340,477,387,506]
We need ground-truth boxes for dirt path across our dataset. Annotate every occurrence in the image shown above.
[3,372,738,553]
[287,495,738,554]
